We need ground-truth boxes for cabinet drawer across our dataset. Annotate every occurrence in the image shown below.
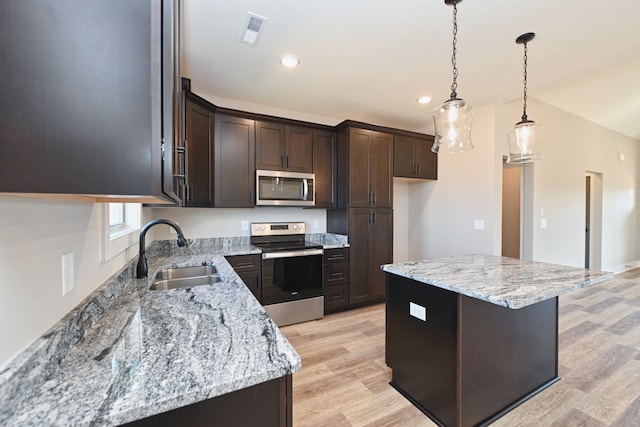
[324,284,348,311]
[324,248,349,263]
[225,254,261,272]
[324,263,349,286]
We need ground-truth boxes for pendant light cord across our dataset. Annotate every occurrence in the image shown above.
[521,41,529,122]
[450,2,459,99]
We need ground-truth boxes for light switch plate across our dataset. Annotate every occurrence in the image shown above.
[241,221,249,231]
[540,219,547,228]
[410,302,427,322]
[474,219,485,230]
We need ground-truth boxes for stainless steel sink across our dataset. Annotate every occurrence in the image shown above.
[150,265,222,290]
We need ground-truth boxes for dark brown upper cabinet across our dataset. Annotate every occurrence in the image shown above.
[183,95,214,207]
[394,134,438,180]
[336,125,393,209]
[0,0,181,203]
[312,130,337,208]
[214,115,256,208]
[256,122,314,173]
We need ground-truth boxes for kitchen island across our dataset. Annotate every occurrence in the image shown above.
[382,255,614,427]
[0,237,303,426]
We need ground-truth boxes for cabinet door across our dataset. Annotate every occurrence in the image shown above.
[184,97,214,207]
[348,208,372,304]
[214,115,255,207]
[413,136,438,180]
[284,126,313,173]
[238,271,261,301]
[369,131,393,208]
[313,130,336,208]
[256,121,285,170]
[393,135,416,178]
[348,129,372,207]
[369,209,393,299]
[0,0,177,201]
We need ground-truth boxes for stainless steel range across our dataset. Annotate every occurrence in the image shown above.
[251,222,324,326]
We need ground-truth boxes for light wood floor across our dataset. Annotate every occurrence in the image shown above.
[280,269,640,426]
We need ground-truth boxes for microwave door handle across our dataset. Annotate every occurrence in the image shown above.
[302,178,309,201]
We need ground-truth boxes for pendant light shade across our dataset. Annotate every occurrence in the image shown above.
[432,0,474,154]
[506,32,543,163]
[432,98,474,153]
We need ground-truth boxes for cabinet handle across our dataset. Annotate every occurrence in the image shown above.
[372,193,376,205]
[330,272,343,277]
[286,155,289,169]
[328,255,344,261]
[417,164,421,175]
[412,164,416,174]
[373,211,377,223]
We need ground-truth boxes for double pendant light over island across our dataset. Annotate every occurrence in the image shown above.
[431,0,543,164]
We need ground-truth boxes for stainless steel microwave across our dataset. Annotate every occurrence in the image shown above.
[256,170,315,206]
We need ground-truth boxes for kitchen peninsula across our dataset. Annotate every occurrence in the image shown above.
[0,238,303,426]
[382,255,614,427]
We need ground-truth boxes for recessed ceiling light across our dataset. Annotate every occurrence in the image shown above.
[417,96,432,104]
[281,56,300,68]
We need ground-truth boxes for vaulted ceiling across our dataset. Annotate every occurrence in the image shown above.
[182,0,640,140]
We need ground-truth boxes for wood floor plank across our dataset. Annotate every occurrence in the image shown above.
[281,269,640,426]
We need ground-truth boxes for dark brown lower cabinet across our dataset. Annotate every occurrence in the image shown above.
[323,248,349,312]
[123,375,291,427]
[386,274,559,427]
[348,208,393,305]
[225,254,262,301]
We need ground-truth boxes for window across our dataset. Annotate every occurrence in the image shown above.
[102,203,141,262]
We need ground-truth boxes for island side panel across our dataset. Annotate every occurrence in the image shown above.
[458,295,559,426]
[386,273,458,427]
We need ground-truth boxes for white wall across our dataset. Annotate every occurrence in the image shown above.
[405,104,502,259]
[0,196,152,369]
[393,181,410,262]
[398,98,639,272]
[151,207,327,240]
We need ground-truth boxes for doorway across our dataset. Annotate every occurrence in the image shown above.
[502,161,521,258]
[585,172,603,269]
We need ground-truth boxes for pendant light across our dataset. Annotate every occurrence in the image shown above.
[432,0,474,154]
[506,32,543,163]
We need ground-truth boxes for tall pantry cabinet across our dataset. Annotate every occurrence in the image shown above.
[327,121,393,307]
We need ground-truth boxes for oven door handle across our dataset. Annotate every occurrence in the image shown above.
[262,248,324,259]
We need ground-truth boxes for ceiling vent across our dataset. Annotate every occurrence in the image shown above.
[240,12,268,46]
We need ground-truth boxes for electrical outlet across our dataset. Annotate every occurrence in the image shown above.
[473,220,485,230]
[313,219,320,229]
[241,221,249,231]
[61,252,74,295]
[540,219,547,228]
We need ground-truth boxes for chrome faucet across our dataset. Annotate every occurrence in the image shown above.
[136,219,187,278]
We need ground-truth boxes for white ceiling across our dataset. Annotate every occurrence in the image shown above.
[181,0,640,140]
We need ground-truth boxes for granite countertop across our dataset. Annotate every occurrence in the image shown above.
[0,236,318,426]
[382,254,614,309]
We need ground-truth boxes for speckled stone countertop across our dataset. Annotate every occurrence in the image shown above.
[0,236,316,426]
[382,254,614,309]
